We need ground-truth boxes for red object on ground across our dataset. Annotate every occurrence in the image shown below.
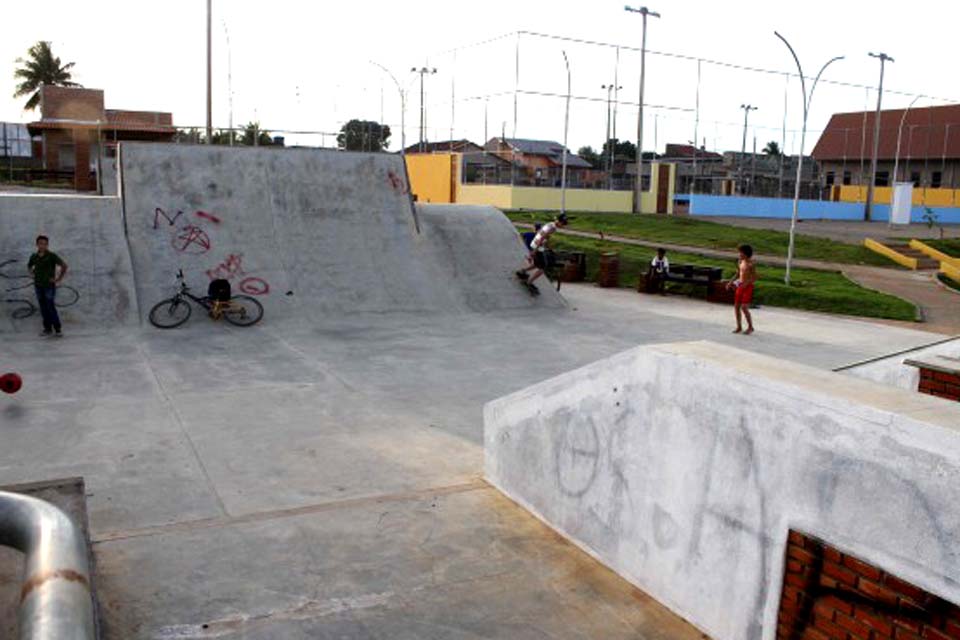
[0,373,22,394]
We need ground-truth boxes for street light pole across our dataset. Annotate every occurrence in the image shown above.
[371,62,408,156]
[561,51,571,217]
[893,95,922,187]
[625,5,660,214]
[206,0,212,144]
[865,51,894,221]
[775,31,843,285]
[602,83,621,190]
[411,67,437,153]
[738,104,757,195]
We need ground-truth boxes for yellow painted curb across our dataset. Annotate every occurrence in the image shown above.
[864,238,919,269]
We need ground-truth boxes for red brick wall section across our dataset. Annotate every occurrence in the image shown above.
[777,530,960,640]
[918,368,960,402]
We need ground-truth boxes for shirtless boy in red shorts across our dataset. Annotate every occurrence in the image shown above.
[727,244,757,335]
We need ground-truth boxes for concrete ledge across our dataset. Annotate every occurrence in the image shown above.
[485,341,960,640]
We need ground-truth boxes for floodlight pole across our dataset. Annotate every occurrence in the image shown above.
[602,83,622,189]
[206,0,212,144]
[865,52,894,221]
[561,51,571,217]
[738,104,758,195]
[892,95,921,187]
[775,31,843,285]
[412,66,437,153]
[625,5,660,214]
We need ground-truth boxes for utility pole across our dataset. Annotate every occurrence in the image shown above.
[411,67,437,153]
[738,104,757,195]
[602,83,621,189]
[865,52,893,221]
[625,5,661,214]
[206,0,212,144]
[561,51,571,217]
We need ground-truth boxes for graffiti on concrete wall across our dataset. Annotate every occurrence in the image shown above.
[0,258,81,319]
[152,208,271,295]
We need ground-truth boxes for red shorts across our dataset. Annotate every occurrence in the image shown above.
[734,283,754,305]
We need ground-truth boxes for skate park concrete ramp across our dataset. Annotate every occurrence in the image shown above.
[118,143,558,323]
[0,193,137,333]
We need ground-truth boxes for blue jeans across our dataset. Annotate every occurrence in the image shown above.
[34,285,61,332]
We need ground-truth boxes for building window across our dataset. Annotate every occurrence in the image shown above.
[825,171,835,186]
[874,171,889,187]
[932,171,943,188]
[911,171,921,188]
[842,171,852,185]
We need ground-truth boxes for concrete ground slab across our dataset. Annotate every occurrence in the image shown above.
[0,285,946,638]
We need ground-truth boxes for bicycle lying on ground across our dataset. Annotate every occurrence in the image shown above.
[0,258,80,320]
[149,270,263,329]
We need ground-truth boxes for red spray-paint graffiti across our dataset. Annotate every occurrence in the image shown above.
[172,225,212,255]
[387,170,409,195]
[205,253,270,296]
[195,210,222,224]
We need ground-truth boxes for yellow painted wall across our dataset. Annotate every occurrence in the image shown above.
[456,184,515,209]
[942,260,960,285]
[405,153,455,204]
[510,187,633,212]
[863,238,919,269]
[639,162,676,214]
[837,185,960,207]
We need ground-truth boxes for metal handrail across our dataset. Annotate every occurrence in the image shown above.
[0,491,95,640]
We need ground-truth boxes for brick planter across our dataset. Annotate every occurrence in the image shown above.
[777,530,960,640]
[906,356,960,402]
[598,252,620,288]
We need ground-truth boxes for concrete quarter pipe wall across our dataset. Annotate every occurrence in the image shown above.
[119,143,558,323]
[0,194,137,333]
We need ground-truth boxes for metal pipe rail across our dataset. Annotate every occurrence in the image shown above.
[0,490,95,640]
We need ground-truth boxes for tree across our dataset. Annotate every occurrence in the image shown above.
[238,122,273,146]
[601,138,637,162]
[763,141,782,156]
[577,146,600,168]
[337,119,391,152]
[13,41,80,111]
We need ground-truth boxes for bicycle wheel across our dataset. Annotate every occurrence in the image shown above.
[148,297,192,329]
[222,295,263,327]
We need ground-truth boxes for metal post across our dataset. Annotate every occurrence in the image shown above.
[206,0,212,144]
[602,83,620,189]
[739,104,757,194]
[779,73,788,198]
[370,61,407,154]
[626,5,661,214]
[0,491,96,640]
[775,31,843,285]
[612,46,621,190]
[223,19,233,146]
[865,52,894,220]
[561,51,571,216]
[693,58,701,195]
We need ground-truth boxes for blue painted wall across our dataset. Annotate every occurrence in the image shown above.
[679,194,960,224]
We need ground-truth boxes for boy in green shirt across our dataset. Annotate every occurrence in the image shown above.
[27,235,68,337]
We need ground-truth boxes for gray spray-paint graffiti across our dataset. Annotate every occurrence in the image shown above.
[0,258,80,320]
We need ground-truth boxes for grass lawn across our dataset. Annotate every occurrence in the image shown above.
[923,238,960,257]
[507,211,895,267]
[548,235,918,322]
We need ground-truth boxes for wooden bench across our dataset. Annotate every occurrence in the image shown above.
[640,263,730,301]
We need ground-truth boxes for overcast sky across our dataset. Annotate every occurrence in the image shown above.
[3,0,958,155]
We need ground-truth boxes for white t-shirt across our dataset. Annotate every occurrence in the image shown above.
[530,222,557,251]
[651,256,670,273]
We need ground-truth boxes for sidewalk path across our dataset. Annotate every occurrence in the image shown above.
[518,223,960,335]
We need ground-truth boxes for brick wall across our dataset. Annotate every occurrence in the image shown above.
[777,530,960,640]
[918,368,960,402]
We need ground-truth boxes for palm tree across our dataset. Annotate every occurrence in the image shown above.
[762,141,782,156]
[13,41,80,111]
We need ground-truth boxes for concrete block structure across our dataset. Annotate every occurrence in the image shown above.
[485,340,960,640]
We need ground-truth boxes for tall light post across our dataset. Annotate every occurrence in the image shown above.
[222,18,233,146]
[625,5,660,214]
[411,67,437,153]
[602,83,621,189]
[371,62,408,156]
[865,51,894,221]
[561,51,572,217]
[892,95,922,186]
[738,104,758,195]
[775,31,843,285]
[206,0,212,144]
